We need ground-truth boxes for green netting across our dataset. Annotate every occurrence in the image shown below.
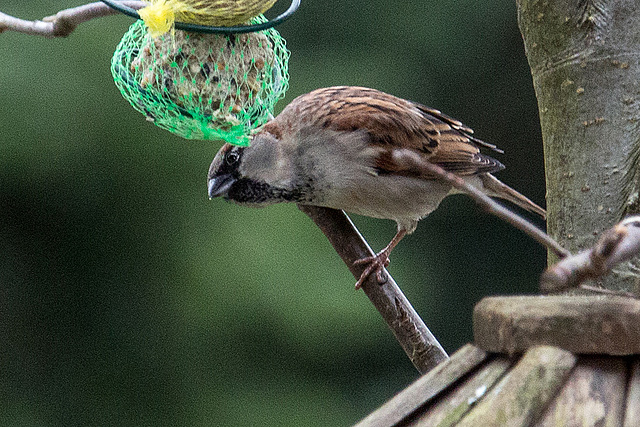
[111,15,289,146]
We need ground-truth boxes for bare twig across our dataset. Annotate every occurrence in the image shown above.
[0,2,144,38]
[395,150,570,259]
[298,205,449,374]
[541,216,640,297]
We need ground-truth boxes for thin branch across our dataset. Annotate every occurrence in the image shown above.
[395,150,570,259]
[540,216,640,296]
[298,205,449,374]
[0,2,144,38]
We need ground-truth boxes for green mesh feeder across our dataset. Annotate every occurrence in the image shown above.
[111,15,290,146]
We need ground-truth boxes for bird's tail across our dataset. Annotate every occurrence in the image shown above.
[480,174,546,219]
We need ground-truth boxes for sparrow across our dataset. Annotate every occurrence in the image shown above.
[207,86,546,289]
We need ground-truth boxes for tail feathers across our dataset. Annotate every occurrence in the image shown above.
[480,174,546,219]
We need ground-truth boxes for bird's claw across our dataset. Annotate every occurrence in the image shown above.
[353,253,390,290]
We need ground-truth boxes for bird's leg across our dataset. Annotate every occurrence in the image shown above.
[353,229,407,289]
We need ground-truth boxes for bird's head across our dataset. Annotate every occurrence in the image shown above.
[207,131,304,206]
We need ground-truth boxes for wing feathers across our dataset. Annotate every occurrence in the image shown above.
[278,86,507,178]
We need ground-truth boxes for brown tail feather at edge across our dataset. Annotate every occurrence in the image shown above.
[480,174,546,219]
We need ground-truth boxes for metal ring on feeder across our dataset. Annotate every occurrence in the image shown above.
[100,0,300,34]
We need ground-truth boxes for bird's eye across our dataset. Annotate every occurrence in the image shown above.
[225,151,239,166]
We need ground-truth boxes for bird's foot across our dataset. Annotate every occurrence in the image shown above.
[353,252,390,290]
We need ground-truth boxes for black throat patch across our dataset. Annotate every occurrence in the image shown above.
[227,179,306,205]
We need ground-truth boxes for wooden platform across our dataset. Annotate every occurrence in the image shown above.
[473,295,640,355]
[356,295,640,426]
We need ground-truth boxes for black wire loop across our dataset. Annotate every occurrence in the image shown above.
[100,0,300,33]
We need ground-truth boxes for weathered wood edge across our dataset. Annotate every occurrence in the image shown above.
[474,295,640,355]
[536,356,627,426]
[456,345,576,427]
[354,344,488,427]
[408,357,512,427]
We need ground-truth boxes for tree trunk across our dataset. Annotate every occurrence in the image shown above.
[517,0,640,292]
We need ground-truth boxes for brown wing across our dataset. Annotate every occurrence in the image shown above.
[273,86,504,178]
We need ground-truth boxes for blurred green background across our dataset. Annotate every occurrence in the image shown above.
[0,1,546,425]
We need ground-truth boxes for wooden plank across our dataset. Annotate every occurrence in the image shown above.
[407,357,512,427]
[536,356,627,426]
[354,344,488,427]
[624,358,640,427]
[456,346,576,427]
[474,295,640,355]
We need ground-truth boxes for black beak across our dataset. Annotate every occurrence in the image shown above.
[208,174,236,198]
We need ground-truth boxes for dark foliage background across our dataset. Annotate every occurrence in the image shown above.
[1,1,546,425]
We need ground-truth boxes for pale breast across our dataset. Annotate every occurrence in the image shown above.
[320,172,453,233]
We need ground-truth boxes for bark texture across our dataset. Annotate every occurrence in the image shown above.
[517,0,640,291]
[298,205,448,374]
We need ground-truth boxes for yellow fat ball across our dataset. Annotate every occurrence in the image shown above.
[138,0,278,35]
